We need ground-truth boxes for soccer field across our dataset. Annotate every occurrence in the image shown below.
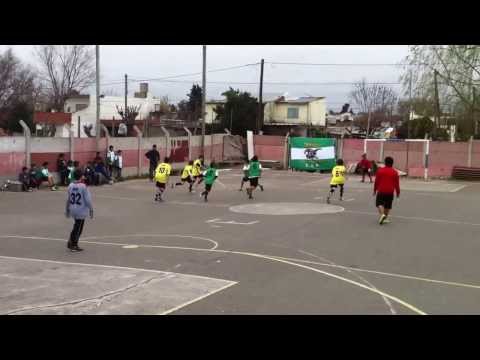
[1,169,480,315]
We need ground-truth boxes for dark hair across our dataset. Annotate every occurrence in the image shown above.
[109,145,114,150]
[199,155,204,159]
[210,161,217,168]
[153,144,157,148]
[117,150,122,154]
[362,153,367,158]
[59,153,64,158]
[22,167,27,171]
[164,157,170,163]
[31,163,36,168]
[251,155,258,162]
[67,160,73,166]
[73,161,80,167]
[336,158,344,166]
[96,152,100,155]
[73,169,83,181]
[188,160,194,165]
[42,162,48,167]
[385,156,394,167]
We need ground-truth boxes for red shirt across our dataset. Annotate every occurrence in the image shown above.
[359,159,371,169]
[374,166,400,196]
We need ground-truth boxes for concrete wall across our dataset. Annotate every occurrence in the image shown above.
[0,134,227,181]
[253,135,285,162]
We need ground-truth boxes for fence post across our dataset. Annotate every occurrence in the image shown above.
[133,125,143,177]
[19,120,31,169]
[468,136,473,167]
[284,133,290,170]
[424,140,430,181]
[184,127,192,161]
[363,138,367,154]
[161,126,170,159]
[69,124,75,162]
[101,124,110,153]
[379,140,384,162]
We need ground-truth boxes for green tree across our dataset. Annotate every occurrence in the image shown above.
[214,88,258,136]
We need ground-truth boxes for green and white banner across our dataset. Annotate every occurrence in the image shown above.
[289,137,336,171]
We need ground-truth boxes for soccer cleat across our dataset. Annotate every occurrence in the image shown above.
[379,214,387,225]
[383,218,391,224]
[326,196,331,204]
[260,185,264,192]
[67,241,73,249]
[70,245,83,252]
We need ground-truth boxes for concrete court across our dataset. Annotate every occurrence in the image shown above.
[1,168,480,315]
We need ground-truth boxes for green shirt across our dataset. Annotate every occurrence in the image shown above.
[203,167,219,185]
[248,161,261,178]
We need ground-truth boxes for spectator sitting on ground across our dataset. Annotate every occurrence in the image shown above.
[18,167,33,192]
[84,161,96,186]
[94,159,112,185]
[29,164,39,189]
[37,162,58,191]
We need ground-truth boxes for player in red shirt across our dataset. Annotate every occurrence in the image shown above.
[373,156,400,225]
[359,153,372,183]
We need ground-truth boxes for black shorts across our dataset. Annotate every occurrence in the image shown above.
[156,182,166,189]
[330,184,344,189]
[205,184,213,191]
[376,193,394,209]
[194,174,204,179]
[181,177,193,184]
[249,177,259,187]
[242,176,249,182]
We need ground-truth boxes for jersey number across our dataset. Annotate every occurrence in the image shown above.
[158,167,166,174]
[70,193,82,205]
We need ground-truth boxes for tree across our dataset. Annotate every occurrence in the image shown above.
[116,104,141,124]
[213,88,258,135]
[187,84,203,115]
[341,103,350,114]
[34,45,95,111]
[0,48,39,132]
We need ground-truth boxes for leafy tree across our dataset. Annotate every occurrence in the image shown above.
[213,88,258,135]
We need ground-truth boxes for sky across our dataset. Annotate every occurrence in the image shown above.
[0,45,410,112]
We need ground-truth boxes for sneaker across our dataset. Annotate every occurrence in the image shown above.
[67,241,73,249]
[260,185,264,192]
[326,197,331,204]
[51,186,58,191]
[339,197,343,201]
[70,246,83,252]
[383,218,391,224]
[379,214,387,225]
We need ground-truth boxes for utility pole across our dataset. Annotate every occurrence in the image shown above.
[408,70,413,139]
[201,45,206,158]
[95,45,100,151]
[433,69,440,139]
[473,86,477,137]
[124,74,128,117]
[257,59,264,134]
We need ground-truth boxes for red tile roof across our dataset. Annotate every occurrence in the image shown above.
[34,112,72,125]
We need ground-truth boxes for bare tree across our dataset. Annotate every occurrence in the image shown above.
[34,45,95,111]
[116,104,141,123]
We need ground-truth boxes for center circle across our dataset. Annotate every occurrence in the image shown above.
[229,202,344,215]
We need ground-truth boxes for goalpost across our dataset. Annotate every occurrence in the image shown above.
[364,138,430,181]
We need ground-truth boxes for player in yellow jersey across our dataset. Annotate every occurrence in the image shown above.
[327,159,346,204]
[154,157,172,202]
[192,155,205,187]
[172,160,194,193]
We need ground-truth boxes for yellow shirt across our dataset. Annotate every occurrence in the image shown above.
[330,165,346,185]
[192,159,202,176]
[154,163,172,183]
[181,165,193,179]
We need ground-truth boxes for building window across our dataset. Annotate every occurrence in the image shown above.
[75,104,87,112]
[287,107,299,119]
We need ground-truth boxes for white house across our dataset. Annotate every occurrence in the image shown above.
[263,96,327,127]
[65,83,162,137]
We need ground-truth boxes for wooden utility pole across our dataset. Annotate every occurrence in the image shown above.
[257,59,264,134]
[408,70,413,139]
[433,70,440,139]
[201,45,206,158]
[473,86,477,137]
[95,45,101,151]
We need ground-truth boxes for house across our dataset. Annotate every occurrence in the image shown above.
[205,100,226,124]
[65,83,162,137]
[33,111,72,137]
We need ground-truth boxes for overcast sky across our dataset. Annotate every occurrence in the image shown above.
[0,45,410,112]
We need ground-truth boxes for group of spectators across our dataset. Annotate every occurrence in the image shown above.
[17,146,124,192]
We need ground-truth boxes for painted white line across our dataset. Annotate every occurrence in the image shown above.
[206,218,259,226]
[314,196,323,200]
[344,210,480,227]
[298,250,396,315]
[301,178,328,186]
[0,235,426,315]
[216,180,227,189]
[449,185,467,193]
[344,198,355,202]
[159,281,237,315]
[270,255,480,290]
[122,245,139,249]
[81,234,219,251]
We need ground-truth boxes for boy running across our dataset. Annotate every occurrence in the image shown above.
[172,160,194,192]
[201,162,219,202]
[239,158,264,192]
[65,169,94,252]
[154,157,172,202]
[327,159,346,204]
[373,156,400,225]
[193,155,205,187]
[246,156,262,200]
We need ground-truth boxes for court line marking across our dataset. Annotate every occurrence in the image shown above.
[344,210,480,226]
[159,281,237,315]
[216,180,227,189]
[206,218,259,226]
[0,235,426,315]
[270,255,480,290]
[298,250,396,315]
[449,185,467,193]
